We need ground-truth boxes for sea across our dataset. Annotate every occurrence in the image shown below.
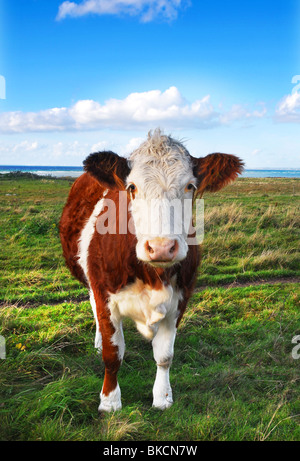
[0,165,300,179]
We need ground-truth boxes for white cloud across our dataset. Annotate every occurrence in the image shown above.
[0,107,71,133]
[251,148,262,156]
[0,135,142,166]
[68,87,218,129]
[0,86,267,134]
[121,136,144,155]
[90,140,110,151]
[275,91,300,123]
[56,0,190,22]
[220,103,267,124]
[12,141,39,152]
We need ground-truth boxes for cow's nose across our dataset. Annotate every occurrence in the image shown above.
[145,238,178,262]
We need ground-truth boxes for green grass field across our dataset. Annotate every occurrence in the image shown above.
[0,174,299,441]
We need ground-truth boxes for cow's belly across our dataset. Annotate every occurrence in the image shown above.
[108,278,182,339]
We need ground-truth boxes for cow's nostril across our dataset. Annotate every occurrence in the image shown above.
[147,243,154,254]
[170,245,176,254]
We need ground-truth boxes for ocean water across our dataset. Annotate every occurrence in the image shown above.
[0,165,300,179]
[241,169,300,178]
[0,165,83,178]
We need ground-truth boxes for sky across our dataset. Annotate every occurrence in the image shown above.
[0,0,300,168]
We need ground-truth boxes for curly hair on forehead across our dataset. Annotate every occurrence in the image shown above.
[129,128,191,164]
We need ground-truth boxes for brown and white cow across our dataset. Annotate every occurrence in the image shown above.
[59,129,243,412]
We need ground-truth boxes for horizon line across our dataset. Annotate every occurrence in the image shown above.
[1,165,300,171]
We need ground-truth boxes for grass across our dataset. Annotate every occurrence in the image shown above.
[199,179,300,286]
[0,173,299,441]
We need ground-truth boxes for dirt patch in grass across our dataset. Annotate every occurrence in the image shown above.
[197,276,300,291]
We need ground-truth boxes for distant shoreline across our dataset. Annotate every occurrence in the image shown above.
[0,165,300,179]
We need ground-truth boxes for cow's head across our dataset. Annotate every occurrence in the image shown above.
[84,129,244,267]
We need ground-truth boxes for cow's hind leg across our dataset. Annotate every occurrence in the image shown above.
[152,314,177,410]
[94,293,124,412]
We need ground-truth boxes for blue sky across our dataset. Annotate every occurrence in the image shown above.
[0,0,300,167]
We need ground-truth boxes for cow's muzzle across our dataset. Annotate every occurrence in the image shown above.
[144,238,179,264]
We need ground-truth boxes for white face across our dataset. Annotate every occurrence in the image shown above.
[126,130,197,267]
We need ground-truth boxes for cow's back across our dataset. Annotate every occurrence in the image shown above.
[59,172,106,286]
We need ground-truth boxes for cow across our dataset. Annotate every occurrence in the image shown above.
[59,128,243,412]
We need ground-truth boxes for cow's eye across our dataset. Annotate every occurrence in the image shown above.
[127,183,137,193]
[185,183,196,192]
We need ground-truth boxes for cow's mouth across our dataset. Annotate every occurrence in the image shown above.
[147,259,177,268]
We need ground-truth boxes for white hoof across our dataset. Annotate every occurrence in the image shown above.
[152,364,173,410]
[98,384,122,413]
[152,393,173,410]
[153,382,173,410]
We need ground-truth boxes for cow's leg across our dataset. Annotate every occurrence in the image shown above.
[94,294,124,412]
[152,313,177,410]
[90,290,102,352]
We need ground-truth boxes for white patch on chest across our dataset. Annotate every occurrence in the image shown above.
[108,277,182,340]
[77,190,108,283]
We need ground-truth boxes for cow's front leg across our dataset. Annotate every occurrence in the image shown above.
[96,296,124,413]
[152,314,177,410]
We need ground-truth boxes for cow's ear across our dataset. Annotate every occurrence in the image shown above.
[83,151,130,190]
[192,153,244,194]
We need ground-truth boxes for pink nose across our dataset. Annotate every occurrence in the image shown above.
[145,238,178,262]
